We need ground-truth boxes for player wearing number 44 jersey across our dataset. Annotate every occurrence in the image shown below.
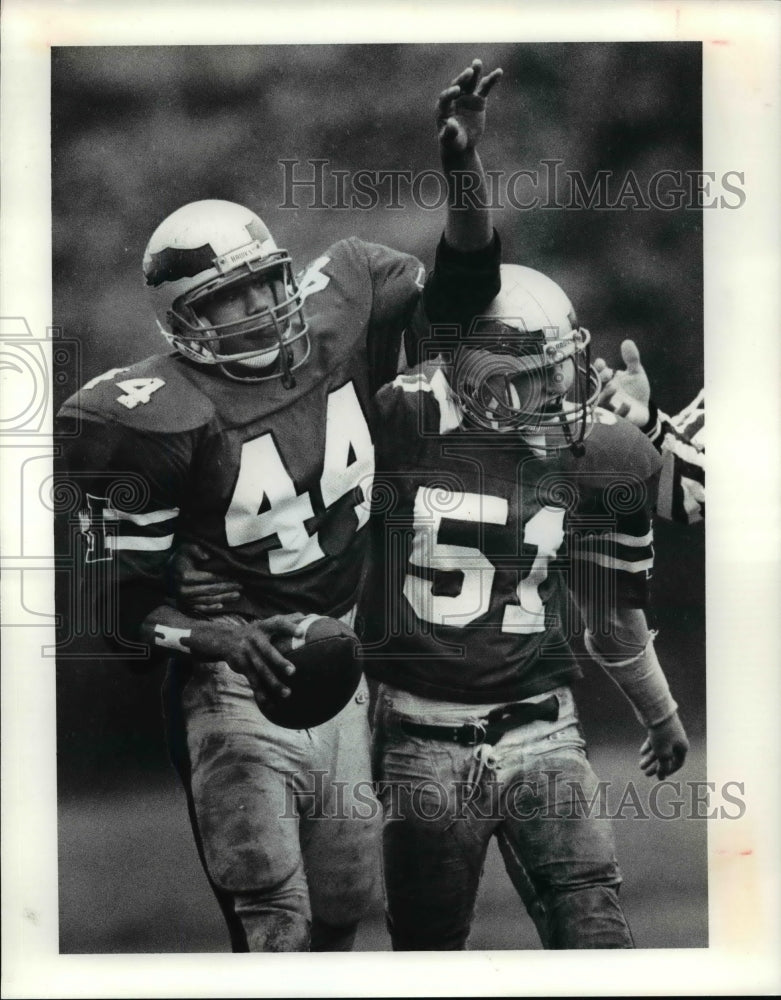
[361,263,690,950]
[56,60,503,952]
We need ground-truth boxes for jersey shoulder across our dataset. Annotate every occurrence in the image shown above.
[297,238,373,296]
[578,408,663,480]
[376,362,463,435]
[58,353,215,433]
[300,237,423,292]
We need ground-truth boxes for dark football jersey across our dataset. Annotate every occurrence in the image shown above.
[361,362,663,703]
[57,239,428,639]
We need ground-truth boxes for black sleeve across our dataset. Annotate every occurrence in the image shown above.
[405,229,502,366]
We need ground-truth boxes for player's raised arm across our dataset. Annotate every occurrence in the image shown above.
[406,59,503,361]
[438,58,502,252]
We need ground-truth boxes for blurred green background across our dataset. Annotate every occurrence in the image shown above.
[52,42,705,952]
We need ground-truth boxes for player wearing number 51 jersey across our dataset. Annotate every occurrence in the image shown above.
[363,264,689,951]
[365,370,659,702]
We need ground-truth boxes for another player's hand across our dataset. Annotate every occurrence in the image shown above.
[594,339,651,427]
[221,613,307,707]
[640,711,689,780]
[437,59,502,157]
[170,541,242,615]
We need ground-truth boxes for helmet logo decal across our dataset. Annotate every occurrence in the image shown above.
[144,243,216,287]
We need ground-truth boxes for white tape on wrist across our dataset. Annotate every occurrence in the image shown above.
[153,624,192,653]
[584,629,677,728]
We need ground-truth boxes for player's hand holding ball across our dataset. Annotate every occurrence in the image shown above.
[261,615,363,730]
[220,613,307,706]
[221,613,362,730]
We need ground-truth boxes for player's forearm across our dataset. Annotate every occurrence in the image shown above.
[581,605,649,659]
[138,603,238,659]
[442,147,493,253]
[583,607,678,728]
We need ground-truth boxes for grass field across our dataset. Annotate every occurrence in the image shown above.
[58,739,707,953]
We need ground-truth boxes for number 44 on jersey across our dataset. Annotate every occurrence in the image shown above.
[225,382,374,575]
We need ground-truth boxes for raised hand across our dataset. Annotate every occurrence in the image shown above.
[594,339,652,427]
[437,58,502,157]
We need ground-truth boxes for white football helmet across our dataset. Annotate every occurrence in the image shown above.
[142,200,309,385]
[453,264,601,450]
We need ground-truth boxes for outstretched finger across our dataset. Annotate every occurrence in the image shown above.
[232,645,291,699]
[475,66,503,98]
[593,358,615,386]
[437,84,460,119]
[620,339,643,374]
[247,633,296,679]
[468,58,483,93]
[598,384,618,408]
[451,60,479,92]
[246,661,292,700]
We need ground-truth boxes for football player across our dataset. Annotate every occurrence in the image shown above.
[359,264,690,949]
[595,339,705,524]
[56,60,503,952]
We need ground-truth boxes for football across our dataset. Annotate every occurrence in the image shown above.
[259,615,363,730]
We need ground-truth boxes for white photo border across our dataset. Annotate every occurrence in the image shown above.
[1,1,779,996]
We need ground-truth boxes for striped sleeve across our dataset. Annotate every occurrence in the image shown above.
[56,411,193,649]
[570,511,656,609]
[649,390,705,524]
[567,420,661,609]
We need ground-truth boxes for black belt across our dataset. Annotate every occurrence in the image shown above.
[397,694,560,747]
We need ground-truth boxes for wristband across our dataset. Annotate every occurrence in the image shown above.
[153,624,192,653]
